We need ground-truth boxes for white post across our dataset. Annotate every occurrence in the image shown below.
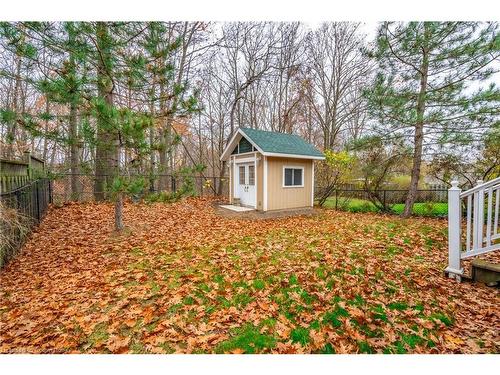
[445,180,463,281]
[476,180,484,250]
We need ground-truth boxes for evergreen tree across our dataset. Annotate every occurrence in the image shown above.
[367,22,500,217]
[0,22,199,230]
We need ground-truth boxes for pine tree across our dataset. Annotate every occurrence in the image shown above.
[1,22,200,230]
[1,22,89,195]
[367,22,500,217]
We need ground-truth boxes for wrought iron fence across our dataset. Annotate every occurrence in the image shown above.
[0,178,52,267]
[0,178,52,222]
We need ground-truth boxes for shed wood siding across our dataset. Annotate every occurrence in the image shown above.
[267,157,313,211]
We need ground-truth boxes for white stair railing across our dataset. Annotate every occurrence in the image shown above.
[446,177,500,281]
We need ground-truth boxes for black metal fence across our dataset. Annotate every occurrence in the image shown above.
[317,187,449,217]
[51,174,449,217]
[0,178,52,223]
[51,173,229,204]
[0,178,52,267]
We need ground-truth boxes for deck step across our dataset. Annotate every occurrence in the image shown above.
[471,259,500,286]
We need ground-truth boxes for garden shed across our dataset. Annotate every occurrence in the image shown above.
[220,127,325,211]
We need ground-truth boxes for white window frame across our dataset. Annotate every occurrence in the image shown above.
[282,166,304,188]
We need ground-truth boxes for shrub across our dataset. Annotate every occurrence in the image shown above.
[421,202,436,216]
[348,201,376,213]
[144,191,182,204]
[0,202,32,267]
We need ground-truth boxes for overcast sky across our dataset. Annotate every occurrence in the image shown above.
[305,21,500,88]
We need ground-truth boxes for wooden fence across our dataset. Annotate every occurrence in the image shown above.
[0,151,45,193]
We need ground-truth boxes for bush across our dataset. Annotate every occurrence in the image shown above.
[421,202,436,216]
[144,191,182,204]
[350,201,377,213]
[144,165,207,204]
[0,202,32,268]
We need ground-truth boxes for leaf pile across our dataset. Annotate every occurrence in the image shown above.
[0,197,498,353]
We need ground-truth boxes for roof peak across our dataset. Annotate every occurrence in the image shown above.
[221,126,324,161]
[240,127,297,135]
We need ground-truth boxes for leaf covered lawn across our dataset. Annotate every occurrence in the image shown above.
[0,197,498,353]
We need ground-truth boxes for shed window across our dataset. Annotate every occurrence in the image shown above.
[283,167,304,187]
[248,165,255,185]
[239,166,246,185]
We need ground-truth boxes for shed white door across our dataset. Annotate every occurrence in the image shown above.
[237,163,256,208]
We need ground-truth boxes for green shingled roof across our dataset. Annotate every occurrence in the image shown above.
[239,127,324,158]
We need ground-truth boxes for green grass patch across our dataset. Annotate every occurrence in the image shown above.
[347,295,366,307]
[289,274,299,285]
[182,296,196,305]
[385,341,407,354]
[385,245,404,258]
[358,341,374,353]
[371,305,388,322]
[216,324,276,354]
[290,327,310,345]
[300,290,315,305]
[129,341,148,354]
[252,279,266,290]
[318,343,335,354]
[149,281,161,295]
[323,305,350,327]
[320,197,378,213]
[320,197,448,217]
[232,292,254,308]
[391,202,448,217]
[82,323,109,350]
[400,333,425,349]
[429,312,453,327]
[388,302,408,311]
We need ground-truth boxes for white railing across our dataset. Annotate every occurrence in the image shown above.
[446,177,500,281]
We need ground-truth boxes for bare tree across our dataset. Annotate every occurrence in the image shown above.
[304,22,372,150]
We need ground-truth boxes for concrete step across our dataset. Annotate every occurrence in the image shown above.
[471,259,500,286]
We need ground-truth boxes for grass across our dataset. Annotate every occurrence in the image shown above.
[320,197,448,217]
[216,324,276,353]
[0,197,497,354]
[290,327,310,345]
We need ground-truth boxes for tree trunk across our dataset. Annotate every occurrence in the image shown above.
[69,101,79,200]
[148,100,156,192]
[115,192,124,231]
[157,54,169,191]
[402,30,430,218]
[94,22,115,201]
[218,160,227,196]
[6,54,22,158]
[158,130,169,191]
[219,95,240,196]
[42,94,51,160]
[160,116,173,191]
[68,24,80,200]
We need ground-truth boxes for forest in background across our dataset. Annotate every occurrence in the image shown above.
[0,22,499,223]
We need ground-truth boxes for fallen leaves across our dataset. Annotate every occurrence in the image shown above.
[142,306,155,325]
[0,197,498,354]
[106,335,131,353]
